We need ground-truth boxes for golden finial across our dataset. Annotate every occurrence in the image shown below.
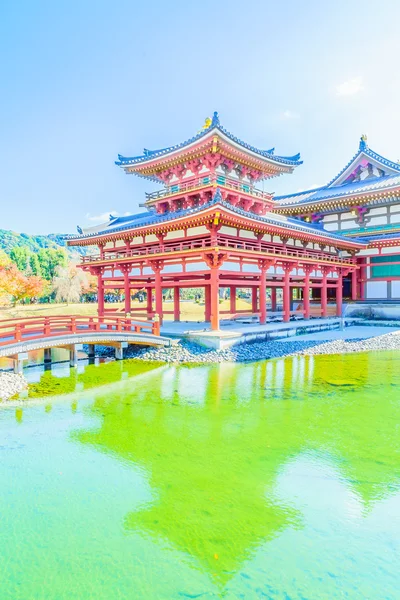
[361,134,368,142]
[202,117,212,130]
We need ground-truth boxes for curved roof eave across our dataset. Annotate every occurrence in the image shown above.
[115,112,302,169]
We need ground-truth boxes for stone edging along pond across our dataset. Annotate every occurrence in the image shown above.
[0,372,27,401]
[92,330,400,363]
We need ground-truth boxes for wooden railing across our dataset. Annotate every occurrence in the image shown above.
[0,315,160,347]
[145,175,272,202]
[81,237,355,267]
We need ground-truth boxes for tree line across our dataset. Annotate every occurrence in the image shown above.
[0,246,97,305]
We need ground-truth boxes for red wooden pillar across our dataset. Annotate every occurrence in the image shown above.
[360,263,367,300]
[282,263,292,322]
[251,287,258,313]
[210,267,220,331]
[155,272,163,324]
[174,286,180,321]
[303,265,312,320]
[351,269,358,301]
[259,270,267,325]
[205,286,211,322]
[336,269,343,317]
[321,268,329,318]
[230,286,236,314]
[150,261,164,325]
[123,268,131,314]
[97,270,104,317]
[271,287,277,312]
[146,287,153,317]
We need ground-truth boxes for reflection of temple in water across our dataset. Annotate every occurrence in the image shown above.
[67,354,400,582]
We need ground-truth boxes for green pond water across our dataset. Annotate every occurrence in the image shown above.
[1,352,400,599]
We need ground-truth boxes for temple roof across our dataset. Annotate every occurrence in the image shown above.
[67,187,366,248]
[327,136,400,187]
[115,112,302,170]
[275,137,400,210]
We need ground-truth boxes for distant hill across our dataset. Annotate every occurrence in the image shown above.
[0,229,87,258]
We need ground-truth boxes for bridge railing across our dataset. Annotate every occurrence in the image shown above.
[0,315,160,347]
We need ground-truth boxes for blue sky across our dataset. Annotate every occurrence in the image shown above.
[1,0,400,234]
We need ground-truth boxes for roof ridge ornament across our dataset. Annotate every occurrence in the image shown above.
[211,111,220,127]
[359,134,368,151]
[213,187,223,203]
[201,111,220,132]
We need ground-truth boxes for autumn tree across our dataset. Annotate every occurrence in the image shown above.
[52,263,88,304]
[0,250,11,268]
[0,264,46,305]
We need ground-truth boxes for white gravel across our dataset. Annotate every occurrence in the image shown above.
[0,372,27,401]
[88,329,400,364]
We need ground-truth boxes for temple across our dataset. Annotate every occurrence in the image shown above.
[67,113,372,329]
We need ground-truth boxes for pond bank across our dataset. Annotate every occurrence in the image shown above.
[91,328,400,364]
[0,372,27,401]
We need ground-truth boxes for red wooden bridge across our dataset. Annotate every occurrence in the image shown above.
[0,315,170,372]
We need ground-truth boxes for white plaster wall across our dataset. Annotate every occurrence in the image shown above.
[187,226,208,236]
[340,220,357,230]
[357,248,379,256]
[324,223,339,231]
[240,229,255,239]
[130,237,143,245]
[368,216,388,226]
[369,207,388,216]
[165,230,185,240]
[145,234,157,243]
[390,214,400,224]
[382,246,400,254]
[366,281,388,299]
[219,226,237,236]
[323,214,338,222]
